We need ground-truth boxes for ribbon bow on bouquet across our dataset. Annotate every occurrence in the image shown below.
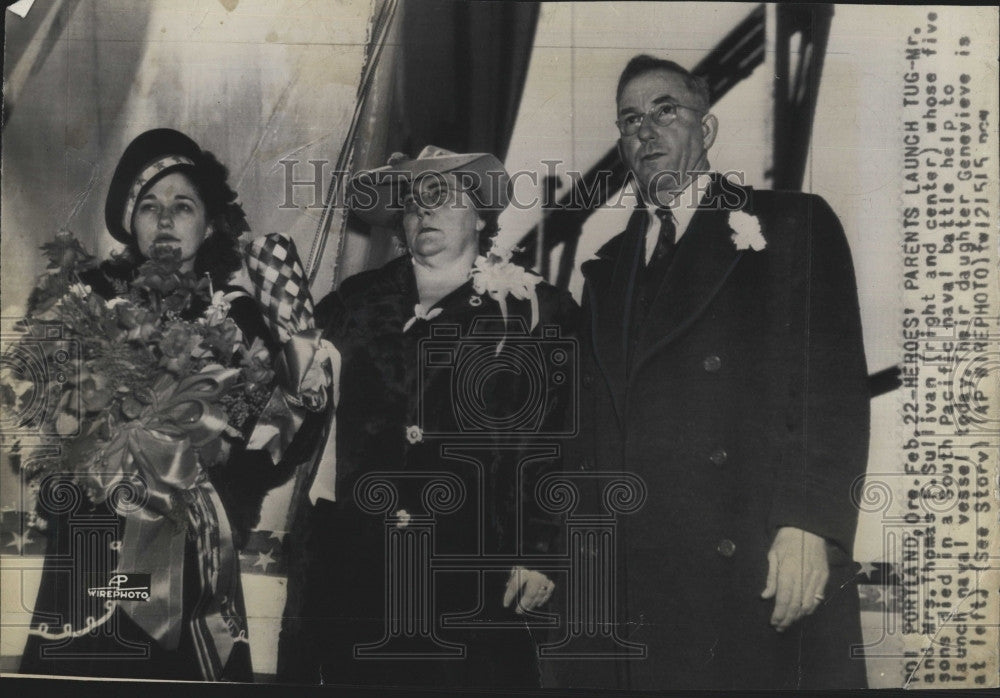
[245,234,340,465]
[87,366,247,681]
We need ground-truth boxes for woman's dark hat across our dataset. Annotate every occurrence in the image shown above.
[105,129,203,243]
[348,145,511,227]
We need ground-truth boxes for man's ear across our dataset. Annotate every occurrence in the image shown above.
[701,113,719,151]
[475,216,485,232]
[204,223,215,239]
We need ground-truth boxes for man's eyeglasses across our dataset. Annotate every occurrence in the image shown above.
[616,101,705,137]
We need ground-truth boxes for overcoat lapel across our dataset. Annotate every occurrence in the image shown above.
[582,209,647,422]
[629,180,749,379]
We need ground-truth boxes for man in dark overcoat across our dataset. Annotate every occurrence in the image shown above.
[549,54,870,690]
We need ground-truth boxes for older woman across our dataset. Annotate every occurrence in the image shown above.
[280,147,578,687]
[20,129,281,681]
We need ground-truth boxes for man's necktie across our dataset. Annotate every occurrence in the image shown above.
[649,207,677,266]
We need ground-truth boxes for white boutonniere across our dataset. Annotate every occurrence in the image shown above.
[469,241,543,346]
[729,211,766,251]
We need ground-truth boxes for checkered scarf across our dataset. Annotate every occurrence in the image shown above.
[245,234,315,344]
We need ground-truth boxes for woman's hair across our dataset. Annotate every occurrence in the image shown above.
[477,209,500,254]
[109,150,249,286]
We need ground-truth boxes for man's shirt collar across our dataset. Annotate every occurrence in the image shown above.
[642,172,713,263]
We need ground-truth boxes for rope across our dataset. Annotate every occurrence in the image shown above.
[304,0,400,284]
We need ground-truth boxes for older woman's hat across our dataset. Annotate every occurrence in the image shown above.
[105,128,203,243]
[348,145,510,227]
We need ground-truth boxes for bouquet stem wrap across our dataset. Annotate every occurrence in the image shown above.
[94,367,246,679]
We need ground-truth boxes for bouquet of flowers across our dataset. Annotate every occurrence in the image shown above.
[2,231,274,515]
[2,230,275,665]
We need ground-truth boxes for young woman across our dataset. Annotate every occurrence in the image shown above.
[20,129,282,682]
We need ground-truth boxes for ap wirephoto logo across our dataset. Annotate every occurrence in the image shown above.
[87,574,151,601]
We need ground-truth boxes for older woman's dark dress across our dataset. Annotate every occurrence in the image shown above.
[19,262,282,682]
[287,254,578,687]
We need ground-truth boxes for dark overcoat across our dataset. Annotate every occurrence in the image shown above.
[547,176,870,690]
[280,254,579,688]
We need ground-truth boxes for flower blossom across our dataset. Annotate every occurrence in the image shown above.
[68,283,93,299]
[406,425,424,444]
[729,211,767,252]
[468,240,542,337]
[203,291,232,327]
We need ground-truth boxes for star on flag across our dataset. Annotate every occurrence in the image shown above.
[5,530,33,554]
[858,561,878,579]
[253,548,277,572]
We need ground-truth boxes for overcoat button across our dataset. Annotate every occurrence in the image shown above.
[582,373,594,388]
[709,448,728,465]
[716,539,736,557]
[703,355,722,372]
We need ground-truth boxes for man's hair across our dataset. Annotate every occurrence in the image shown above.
[616,54,711,110]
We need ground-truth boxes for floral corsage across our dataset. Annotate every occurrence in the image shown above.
[469,241,543,347]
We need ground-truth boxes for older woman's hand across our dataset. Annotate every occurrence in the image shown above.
[502,565,555,614]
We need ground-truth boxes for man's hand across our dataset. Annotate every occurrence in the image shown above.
[502,565,554,614]
[760,526,829,632]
